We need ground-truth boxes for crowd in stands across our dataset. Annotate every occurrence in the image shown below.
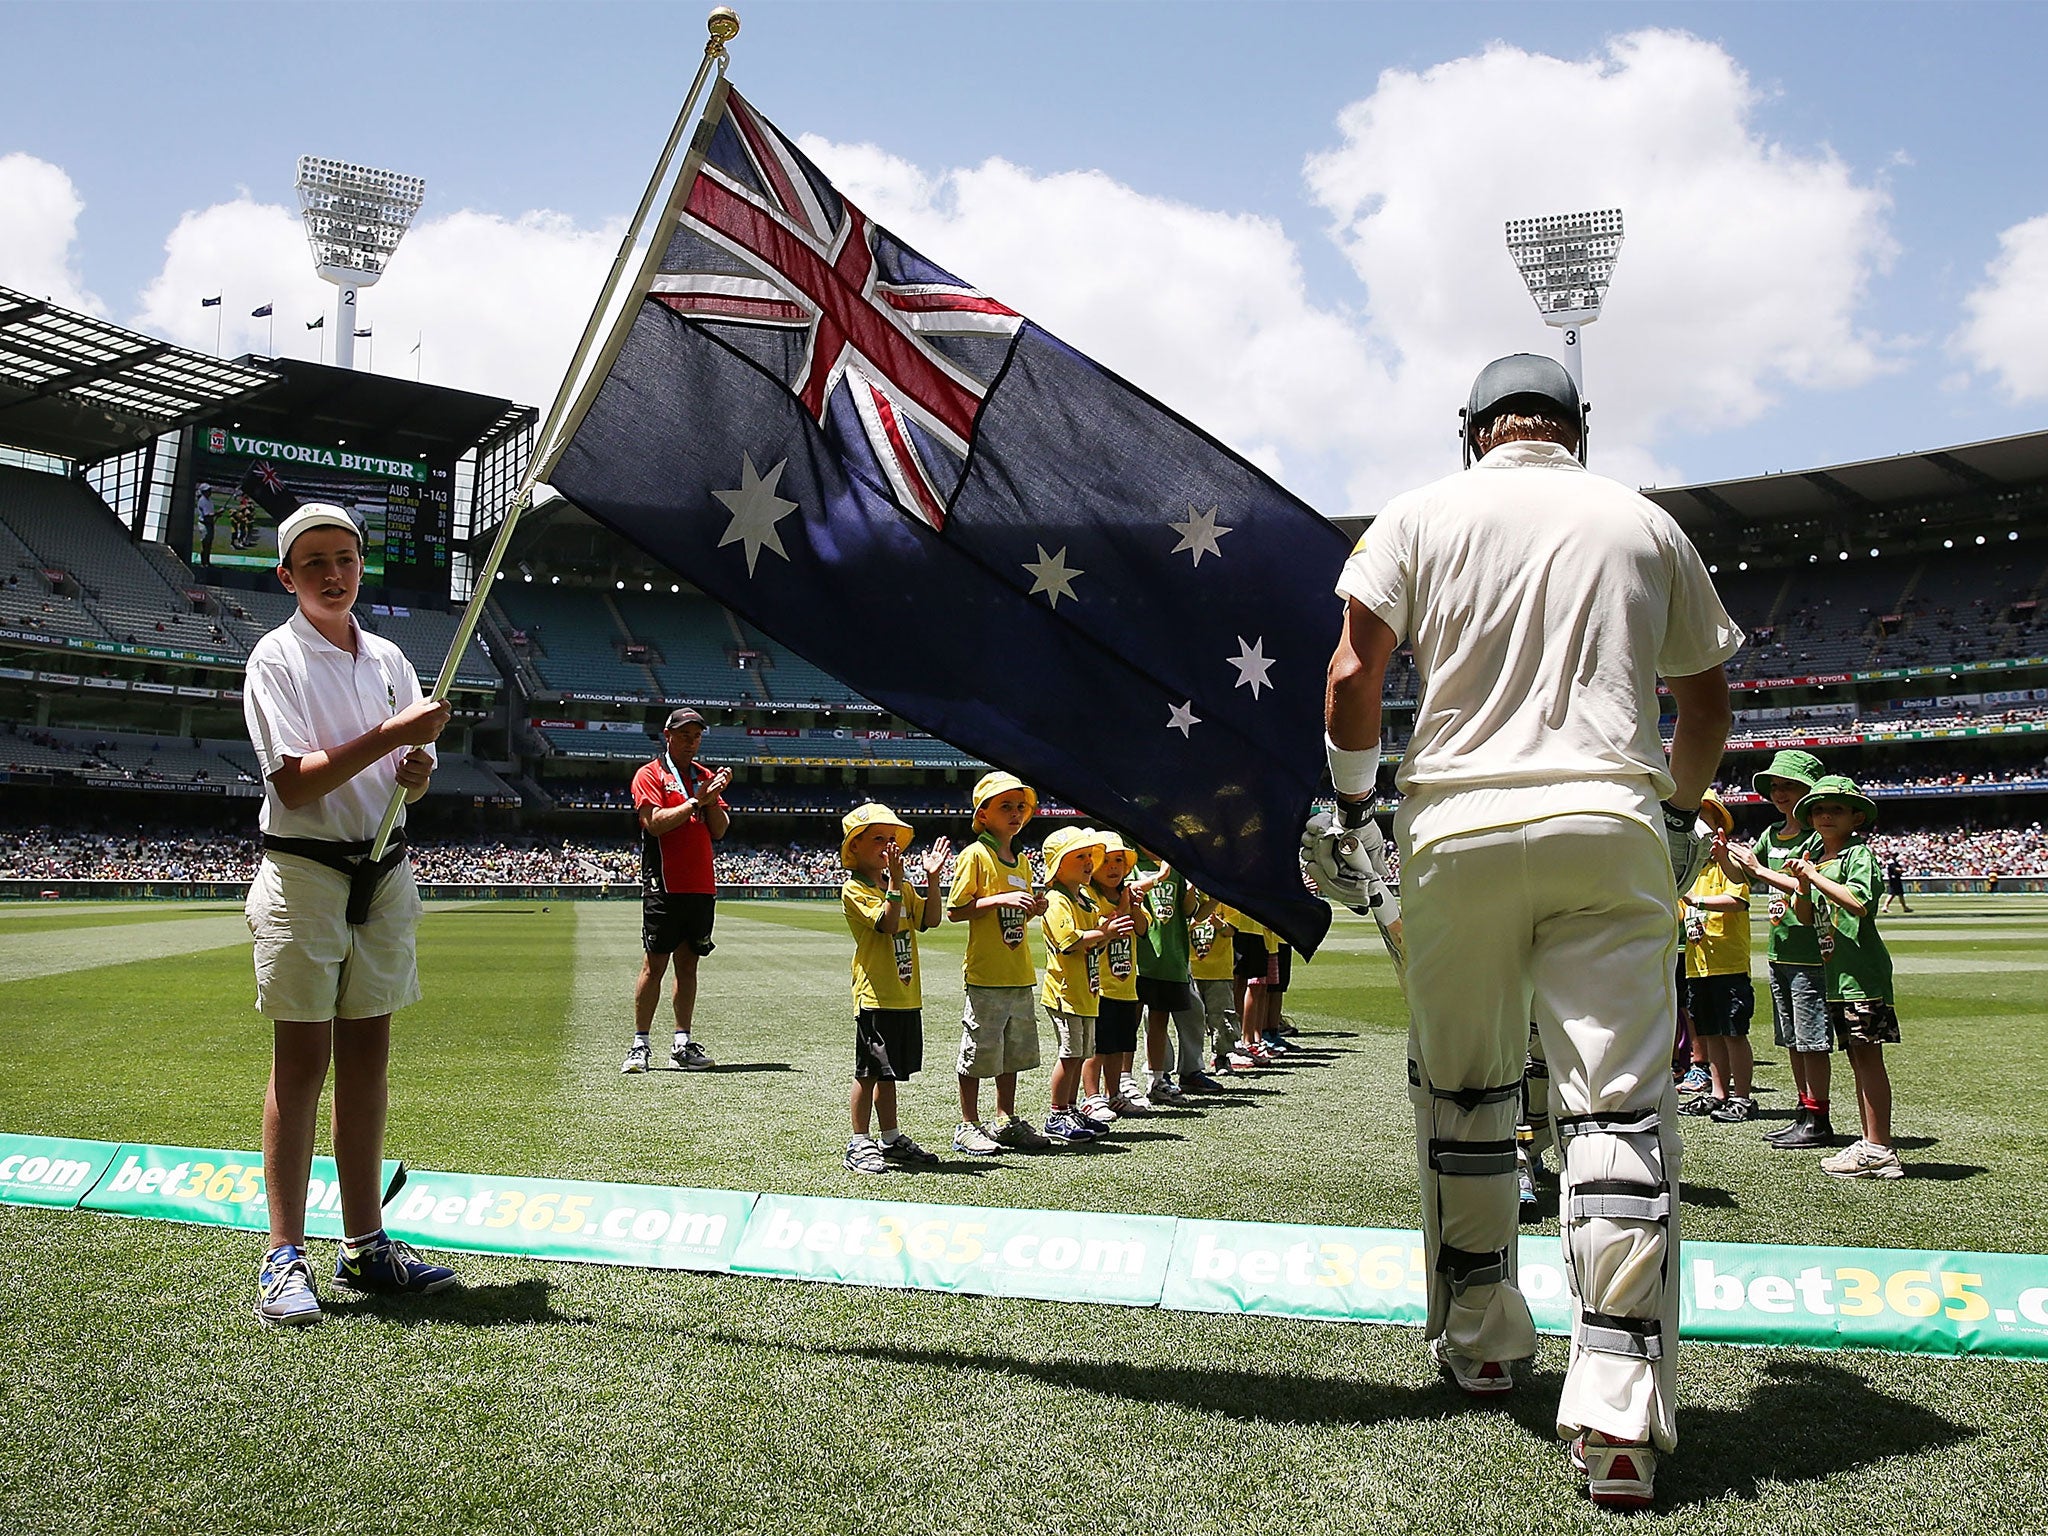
[5,818,2045,884]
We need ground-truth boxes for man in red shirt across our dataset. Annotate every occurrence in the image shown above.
[624,708,732,1073]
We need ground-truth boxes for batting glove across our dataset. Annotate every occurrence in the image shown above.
[1663,801,1713,894]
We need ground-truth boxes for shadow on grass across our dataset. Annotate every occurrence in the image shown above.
[1907,1162,1986,1181]
[1681,1182,1739,1210]
[704,1063,796,1074]
[330,1277,579,1327]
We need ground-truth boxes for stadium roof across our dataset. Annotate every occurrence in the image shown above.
[211,358,531,464]
[1644,428,2048,542]
[0,286,280,461]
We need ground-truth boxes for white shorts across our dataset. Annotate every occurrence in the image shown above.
[247,852,424,1022]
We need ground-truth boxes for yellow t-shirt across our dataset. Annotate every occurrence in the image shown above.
[843,877,926,1010]
[1189,897,1235,981]
[1683,864,1751,978]
[1090,879,1140,1002]
[1217,904,1279,952]
[947,835,1037,988]
[1039,884,1101,1016]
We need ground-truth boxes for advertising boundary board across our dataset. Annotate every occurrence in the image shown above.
[8,1133,2046,1358]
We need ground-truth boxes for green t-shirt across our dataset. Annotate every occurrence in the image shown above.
[1133,858,1192,983]
[1761,824,1823,967]
[1810,840,1893,1003]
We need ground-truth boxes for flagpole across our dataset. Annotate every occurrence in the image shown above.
[365,4,741,860]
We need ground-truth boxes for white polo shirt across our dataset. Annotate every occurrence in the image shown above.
[1338,439,1742,854]
[243,609,432,842]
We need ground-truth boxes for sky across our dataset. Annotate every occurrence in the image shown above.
[3,0,2046,520]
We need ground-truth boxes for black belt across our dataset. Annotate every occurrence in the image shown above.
[262,833,409,926]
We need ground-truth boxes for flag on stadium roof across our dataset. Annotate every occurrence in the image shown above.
[354,327,373,338]
[200,295,221,308]
[306,315,324,330]
[550,82,1350,951]
[251,303,273,318]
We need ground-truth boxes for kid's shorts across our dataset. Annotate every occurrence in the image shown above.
[855,1007,923,1081]
[247,852,423,1022]
[1094,996,1141,1055]
[1048,1008,1096,1061]
[1768,963,1831,1053]
[1233,934,1291,990]
[957,985,1040,1078]
[1686,973,1754,1037]
[1829,998,1902,1048]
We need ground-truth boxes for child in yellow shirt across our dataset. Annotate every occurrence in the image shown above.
[1081,834,1150,1124]
[1188,892,1240,1072]
[944,771,1051,1154]
[839,804,949,1173]
[1038,826,1121,1143]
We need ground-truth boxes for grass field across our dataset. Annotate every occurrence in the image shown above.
[3,894,2045,1534]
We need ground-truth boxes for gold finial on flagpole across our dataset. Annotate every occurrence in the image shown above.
[707,7,740,61]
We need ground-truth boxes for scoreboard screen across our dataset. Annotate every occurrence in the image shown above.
[184,425,453,595]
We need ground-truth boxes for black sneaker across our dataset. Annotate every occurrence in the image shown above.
[1677,1095,1723,1117]
[1709,1096,1757,1123]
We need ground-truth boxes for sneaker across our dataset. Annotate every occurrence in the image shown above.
[1179,1070,1226,1094]
[621,1038,651,1074]
[1043,1109,1100,1143]
[1260,1031,1292,1055]
[676,1040,716,1072]
[953,1121,1003,1156]
[1677,1094,1722,1117]
[1518,1161,1538,1211]
[1571,1432,1656,1510]
[880,1133,940,1166]
[1771,1115,1834,1150]
[1430,1335,1513,1396]
[1245,1042,1277,1064]
[334,1237,459,1296]
[1148,1076,1186,1103]
[1222,1049,1257,1071]
[1676,1064,1712,1095]
[1080,1094,1119,1126]
[989,1112,1052,1150]
[255,1245,322,1327]
[1709,1096,1758,1124]
[1108,1092,1149,1117]
[844,1137,888,1174]
[1822,1139,1904,1180]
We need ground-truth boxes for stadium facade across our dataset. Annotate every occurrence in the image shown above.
[3,290,2044,892]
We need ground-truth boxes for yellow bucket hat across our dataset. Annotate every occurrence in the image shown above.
[840,802,914,870]
[1040,826,1110,881]
[1697,789,1733,837]
[972,769,1039,822]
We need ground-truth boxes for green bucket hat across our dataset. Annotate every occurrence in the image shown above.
[1753,748,1824,797]
[1794,774,1877,830]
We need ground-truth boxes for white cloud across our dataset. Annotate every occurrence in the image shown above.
[1953,212,2048,401]
[132,195,620,410]
[1306,29,1899,500]
[0,153,102,313]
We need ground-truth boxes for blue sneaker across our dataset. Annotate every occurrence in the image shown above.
[334,1234,460,1296]
[1044,1109,1100,1143]
[256,1244,323,1327]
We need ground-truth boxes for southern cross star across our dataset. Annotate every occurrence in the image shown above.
[714,453,799,576]
[1167,701,1201,738]
[1023,544,1083,608]
[1168,503,1232,566]
[1229,635,1275,699]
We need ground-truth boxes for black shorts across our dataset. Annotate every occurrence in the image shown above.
[855,1007,923,1080]
[1094,996,1142,1054]
[1135,976,1195,1013]
[1686,973,1754,1038]
[1233,934,1290,990]
[643,891,717,956]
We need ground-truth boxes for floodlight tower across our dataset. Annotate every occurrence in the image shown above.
[1504,208,1624,397]
[295,156,426,370]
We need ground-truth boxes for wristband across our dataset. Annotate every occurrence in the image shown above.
[1325,733,1381,798]
[885,889,903,902]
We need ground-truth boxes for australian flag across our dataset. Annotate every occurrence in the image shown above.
[237,459,300,524]
[552,83,1351,952]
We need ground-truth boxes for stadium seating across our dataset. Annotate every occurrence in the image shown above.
[359,604,497,689]
[730,616,866,706]
[492,587,658,700]
[612,591,758,702]
[0,467,234,658]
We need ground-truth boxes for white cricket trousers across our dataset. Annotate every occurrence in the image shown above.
[1402,812,1680,1452]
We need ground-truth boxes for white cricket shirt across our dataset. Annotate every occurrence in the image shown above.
[1337,440,1742,854]
[243,609,432,842]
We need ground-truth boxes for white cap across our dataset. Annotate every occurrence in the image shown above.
[276,503,363,562]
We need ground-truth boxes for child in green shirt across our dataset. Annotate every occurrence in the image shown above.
[1788,775,1903,1180]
